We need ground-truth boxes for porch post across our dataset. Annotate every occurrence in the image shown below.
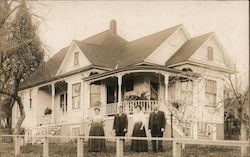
[117,74,123,106]
[164,73,169,106]
[51,83,55,124]
[193,120,198,139]
[81,81,85,122]
[84,81,91,117]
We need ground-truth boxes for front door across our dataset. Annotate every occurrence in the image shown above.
[107,85,117,104]
[59,92,67,123]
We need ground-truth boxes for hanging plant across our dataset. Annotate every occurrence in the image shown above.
[125,91,149,101]
[44,107,52,115]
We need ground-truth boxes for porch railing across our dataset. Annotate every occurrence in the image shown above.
[37,114,52,125]
[106,100,158,115]
[197,121,214,139]
[25,123,61,144]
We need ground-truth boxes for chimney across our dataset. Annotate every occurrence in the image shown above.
[110,19,117,35]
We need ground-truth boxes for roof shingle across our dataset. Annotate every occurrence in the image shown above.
[20,24,208,89]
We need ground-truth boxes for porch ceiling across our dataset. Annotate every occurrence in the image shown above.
[83,65,200,82]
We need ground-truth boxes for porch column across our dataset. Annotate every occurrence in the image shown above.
[84,81,91,118]
[51,83,55,124]
[164,73,169,105]
[117,74,123,106]
[81,81,84,121]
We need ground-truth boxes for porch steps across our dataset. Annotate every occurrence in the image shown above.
[164,103,213,140]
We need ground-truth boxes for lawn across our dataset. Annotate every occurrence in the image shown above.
[13,141,244,157]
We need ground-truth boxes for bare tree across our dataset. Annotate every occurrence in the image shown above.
[0,0,44,134]
[223,72,249,155]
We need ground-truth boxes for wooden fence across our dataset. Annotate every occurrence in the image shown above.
[0,134,249,157]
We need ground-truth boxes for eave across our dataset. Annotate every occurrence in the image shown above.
[167,61,235,74]
[19,65,110,91]
[83,65,200,82]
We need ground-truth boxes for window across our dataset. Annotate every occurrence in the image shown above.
[29,89,32,109]
[125,79,134,92]
[181,81,193,105]
[205,79,217,106]
[107,85,116,104]
[74,52,79,65]
[71,127,81,142]
[90,84,101,106]
[60,93,68,112]
[207,46,213,61]
[71,127,80,136]
[72,83,81,109]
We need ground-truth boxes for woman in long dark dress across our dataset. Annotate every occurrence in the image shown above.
[131,105,148,152]
[88,107,106,152]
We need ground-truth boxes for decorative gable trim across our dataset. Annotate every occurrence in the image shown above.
[167,61,234,74]
[56,41,91,76]
[188,33,234,71]
[209,33,234,70]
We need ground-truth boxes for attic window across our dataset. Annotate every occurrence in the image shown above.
[74,52,79,65]
[207,46,213,61]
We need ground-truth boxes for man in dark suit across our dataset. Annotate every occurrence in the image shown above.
[113,105,128,136]
[148,104,166,152]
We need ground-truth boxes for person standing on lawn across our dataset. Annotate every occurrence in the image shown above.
[113,105,128,136]
[148,104,166,152]
[88,107,106,152]
[131,105,148,152]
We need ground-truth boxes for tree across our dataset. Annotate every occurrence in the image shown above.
[0,0,44,134]
[223,72,249,155]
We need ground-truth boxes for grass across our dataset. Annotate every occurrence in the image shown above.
[0,140,247,157]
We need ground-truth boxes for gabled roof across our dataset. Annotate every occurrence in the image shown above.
[117,24,182,67]
[20,46,69,88]
[74,30,128,69]
[76,24,181,69]
[19,24,217,90]
[165,32,213,66]
[82,30,128,51]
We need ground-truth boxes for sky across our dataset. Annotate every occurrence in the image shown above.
[29,1,249,85]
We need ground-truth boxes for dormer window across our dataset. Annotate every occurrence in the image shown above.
[74,52,79,65]
[207,46,213,61]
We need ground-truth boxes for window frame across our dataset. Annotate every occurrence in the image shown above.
[180,81,193,105]
[207,46,214,61]
[74,51,80,66]
[72,83,81,109]
[125,78,134,92]
[70,126,81,142]
[205,79,217,107]
[90,83,101,107]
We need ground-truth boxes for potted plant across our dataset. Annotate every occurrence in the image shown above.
[125,91,149,101]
